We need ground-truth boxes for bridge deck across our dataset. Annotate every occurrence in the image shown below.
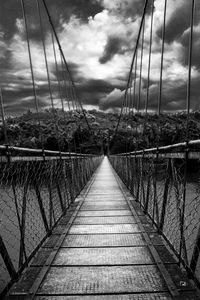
[8,158,199,299]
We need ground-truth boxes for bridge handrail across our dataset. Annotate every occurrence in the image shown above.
[113,139,200,157]
[0,145,97,158]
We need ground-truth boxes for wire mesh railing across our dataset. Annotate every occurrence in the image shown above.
[0,146,102,297]
[109,140,200,289]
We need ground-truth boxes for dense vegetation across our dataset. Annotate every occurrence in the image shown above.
[1,109,200,154]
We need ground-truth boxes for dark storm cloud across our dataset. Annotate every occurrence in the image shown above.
[53,63,115,105]
[79,79,115,93]
[0,0,103,41]
[99,0,152,19]
[179,27,200,69]
[157,1,200,43]
[3,83,52,104]
[46,0,103,23]
[77,79,122,106]
[138,76,200,112]
[0,0,45,42]
[5,96,50,114]
[54,62,82,83]
[0,0,22,40]
[146,81,187,111]
[99,36,126,64]
[98,0,154,64]
[98,74,200,112]
[160,1,191,43]
[78,92,103,106]
[124,0,153,18]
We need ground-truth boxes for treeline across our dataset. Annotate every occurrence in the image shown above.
[0,109,200,154]
[0,109,99,153]
[110,111,200,153]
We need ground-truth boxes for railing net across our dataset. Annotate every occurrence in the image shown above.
[0,150,101,296]
[110,148,200,288]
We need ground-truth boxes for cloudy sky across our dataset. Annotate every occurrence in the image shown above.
[0,0,200,115]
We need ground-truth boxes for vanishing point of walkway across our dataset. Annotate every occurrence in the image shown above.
[8,158,199,299]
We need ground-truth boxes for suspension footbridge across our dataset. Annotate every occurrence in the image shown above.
[1,0,200,299]
[6,158,200,299]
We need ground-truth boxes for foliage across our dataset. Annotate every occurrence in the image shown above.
[0,109,200,154]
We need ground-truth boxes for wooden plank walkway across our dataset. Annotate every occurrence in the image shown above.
[7,157,199,299]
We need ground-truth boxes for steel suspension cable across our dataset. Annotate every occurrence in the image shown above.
[158,0,167,115]
[179,0,195,267]
[145,0,154,114]
[51,29,64,112]
[20,0,43,148]
[128,74,133,151]
[130,55,138,151]
[73,84,82,112]
[143,0,155,149]
[39,1,71,153]
[60,54,71,111]
[68,79,76,111]
[186,0,195,142]
[125,89,129,154]
[51,28,73,154]
[128,77,134,152]
[130,71,134,112]
[36,0,54,109]
[133,49,138,112]
[41,0,92,134]
[20,1,39,119]
[37,0,65,152]
[150,0,168,236]
[112,0,148,143]
[138,18,145,112]
[59,52,80,153]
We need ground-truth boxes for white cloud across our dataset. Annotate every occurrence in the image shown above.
[58,10,140,82]
[99,88,124,109]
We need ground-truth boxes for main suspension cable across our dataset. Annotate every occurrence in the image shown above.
[20,0,43,148]
[111,0,148,146]
[41,0,92,134]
